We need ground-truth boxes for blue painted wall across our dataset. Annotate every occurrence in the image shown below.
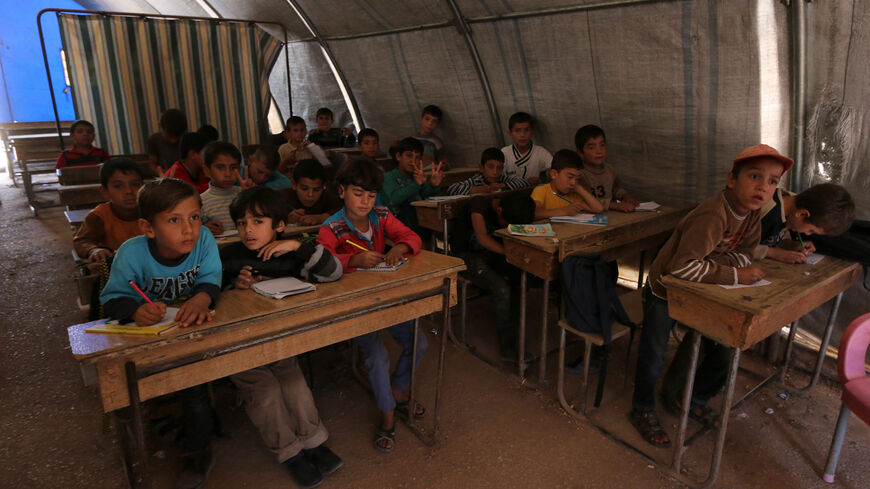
[0,0,80,122]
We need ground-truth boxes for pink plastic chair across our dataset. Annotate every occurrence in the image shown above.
[823,312,870,483]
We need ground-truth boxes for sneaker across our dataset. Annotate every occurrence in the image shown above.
[304,445,343,476]
[284,453,323,489]
[175,446,215,489]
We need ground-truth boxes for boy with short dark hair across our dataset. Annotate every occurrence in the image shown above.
[244,145,293,191]
[165,132,209,193]
[381,137,444,233]
[201,141,243,236]
[575,124,639,212]
[221,186,343,489]
[308,107,355,148]
[100,177,221,488]
[530,149,604,219]
[447,147,530,195]
[56,119,111,169]
[73,157,144,262]
[501,112,552,185]
[197,124,220,142]
[147,108,188,173]
[413,104,448,166]
[356,128,380,162]
[316,159,425,453]
[284,159,342,225]
[278,116,314,174]
[629,144,791,448]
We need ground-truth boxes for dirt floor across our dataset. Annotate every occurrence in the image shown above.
[1,176,868,489]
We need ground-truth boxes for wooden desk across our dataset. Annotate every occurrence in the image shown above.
[64,208,92,230]
[212,223,321,247]
[660,257,861,488]
[68,251,464,486]
[57,157,152,186]
[494,206,691,383]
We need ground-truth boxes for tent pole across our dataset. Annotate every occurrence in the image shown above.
[446,0,504,146]
[36,10,65,151]
[790,0,808,191]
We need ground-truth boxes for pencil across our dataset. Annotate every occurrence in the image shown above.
[345,240,370,252]
[797,233,807,250]
[552,192,574,204]
[129,280,161,312]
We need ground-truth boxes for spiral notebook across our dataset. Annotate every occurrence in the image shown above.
[252,277,316,299]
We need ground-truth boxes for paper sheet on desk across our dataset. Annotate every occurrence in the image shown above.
[719,279,771,290]
[215,229,239,238]
[308,144,332,167]
[805,253,825,265]
[636,201,661,212]
[427,195,466,202]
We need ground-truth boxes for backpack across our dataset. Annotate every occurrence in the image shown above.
[809,219,870,290]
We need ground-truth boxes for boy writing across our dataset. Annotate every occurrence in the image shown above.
[73,157,144,262]
[413,104,448,167]
[220,187,343,489]
[201,141,242,236]
[147,108,187,174]
[575,125,639,212]
[308,107,355,148]
[99,177,221,488]
[165,132,209,193]
[317,159,426,453]
[501,112,552,185]
[530,149,604,219]
[629,144,791,448]
[55,119,110,169]
[243,145,293,191]
[447,148,530,195]
[381,137,444,234]
[283,159,342,226]
[278,116,314,174]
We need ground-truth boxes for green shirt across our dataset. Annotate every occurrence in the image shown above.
[381,168,440,215]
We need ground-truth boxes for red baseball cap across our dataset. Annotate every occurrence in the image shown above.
[731,144,794,173]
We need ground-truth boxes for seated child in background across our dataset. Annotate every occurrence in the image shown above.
[201,141,243,236]
[575,124,640,212]
[316,159,426,453]
[197,124,220,143]
[100,178,221,488]
[356,128,381,163]
[308,107,355,148]
[629,144,791,448]
[165,132,209,193]
[55,119,110,169]
[73,157,144,262]
[753,183,855,263]
[382,137,444,235]
[147,108,187,174]
[501,112,552,185]
[447,147,530,195]
[220,186,343,489]
[270,117,293,148]
[451,192,536,361]
[278,116,314,174]
[413,104,448,167]
[243,145,293,191]
[283,159,342,226]
[531,149,603,219]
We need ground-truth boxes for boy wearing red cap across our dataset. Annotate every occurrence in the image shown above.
[628,144,791,448]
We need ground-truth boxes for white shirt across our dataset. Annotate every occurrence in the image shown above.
[501,142,553,181]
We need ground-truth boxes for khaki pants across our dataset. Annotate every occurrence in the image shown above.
[230,357,328,462]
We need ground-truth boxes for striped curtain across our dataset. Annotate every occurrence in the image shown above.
[58,14,282,155]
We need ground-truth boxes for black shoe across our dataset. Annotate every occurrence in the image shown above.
[175,446,215,489]
[304,445,343,476]
[284,453,323,489]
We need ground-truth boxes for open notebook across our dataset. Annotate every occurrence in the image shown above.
[550,214,609,226]
[252,277,316,299]
[85,307,180,335]
[358,259,407,272]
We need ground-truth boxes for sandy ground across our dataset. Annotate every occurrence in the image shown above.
[0,177,868,489]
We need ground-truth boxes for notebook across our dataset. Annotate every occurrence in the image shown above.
[427,195,466,202]
[308,143,333,167]
[508,223,555,237]
[85,307,180,335]
[359,259,407,272]
[252,277,316,299]
[550,214,609,226]
[718,279,771,290]
[636,201,662,212]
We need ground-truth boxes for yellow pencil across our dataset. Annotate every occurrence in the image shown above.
[345,239,370,252]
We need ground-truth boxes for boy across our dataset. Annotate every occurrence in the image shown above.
[55,119,110,169]
[278,116,314,174]
[73,157,144,262]
[165,132,209,193]
[147,108,187,174]
[413,105,448,167]
[447,148,530,195]
[284,159,342,225]
[629,144,791,448]
[243,145,293,191]
[530,149,604,219]
[317,159,426,453]
[197,124,219,142]
[307,107,354,148]
[451,192,536,361]
[501,112,552,185]
[381,137,444,234]
[100,178,221,489]
[201,141,243,236]
[356,128,380,162]
[221,187,343,489]
[575,125,640,212]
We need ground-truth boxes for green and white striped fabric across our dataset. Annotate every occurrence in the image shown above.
[58,13,282,155]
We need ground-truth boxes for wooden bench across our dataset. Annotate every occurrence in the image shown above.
[57,156,151,186]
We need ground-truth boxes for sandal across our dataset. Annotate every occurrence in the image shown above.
[662,397,722,429]
[374,425,395,453]
[629,409,672,448]
[395,400,426,420]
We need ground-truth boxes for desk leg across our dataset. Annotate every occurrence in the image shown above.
[442,218,450,255]
[672,331,701,471]
[784,292,844,395]
[518,271,528,379]
[123,361,151,489]
[538,279,550,387]
[637,251,645,290]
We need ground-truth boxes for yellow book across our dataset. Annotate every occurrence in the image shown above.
[85,307,180,336]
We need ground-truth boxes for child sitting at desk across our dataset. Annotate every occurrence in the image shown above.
[414,104,448,167]
[308,107,355,148]
[629,144,791,448]
[99,178,222,489]
[165,132,209,193]
[356,128,381,163]
[55,119,110,169]
[201,141,243,236]
[147,108,187,174]
[243,145,293,191]
[220,186,344,489]
[501,111,552,185]
[575,124,640,212]
[381,137,444,235]
[73,157,144,263]
[446,147,530,195]
[530,149,604,219]
[316,158,425,453]
[278,116,315,174]
[283,159,342,226]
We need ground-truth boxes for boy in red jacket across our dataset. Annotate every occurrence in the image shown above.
[317,159,426,454]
